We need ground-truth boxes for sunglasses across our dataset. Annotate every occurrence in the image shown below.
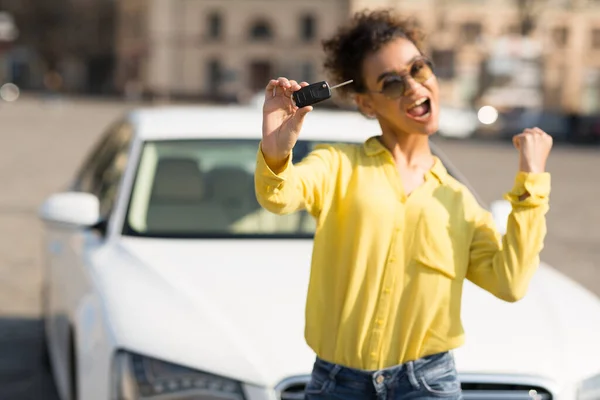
[366,57,435,99]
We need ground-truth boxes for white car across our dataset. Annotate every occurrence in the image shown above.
[437,106,480,139]
[39,105,600,400]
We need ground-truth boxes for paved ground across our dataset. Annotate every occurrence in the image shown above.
[0,96,598,399]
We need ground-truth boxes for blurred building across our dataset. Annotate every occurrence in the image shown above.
[3,0,600,116]
[0,0,117,94]
[352,0,600,115]
[114,0,600,114]
[0,0,41,89]
[115,0,351,103]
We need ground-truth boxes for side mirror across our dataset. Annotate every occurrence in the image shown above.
[490,199,511,236]
[39,192,100,227]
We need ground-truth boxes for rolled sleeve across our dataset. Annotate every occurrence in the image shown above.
[504,172,551,207]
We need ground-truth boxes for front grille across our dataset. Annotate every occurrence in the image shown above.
[461,382,552,399]
[276,375,554,400]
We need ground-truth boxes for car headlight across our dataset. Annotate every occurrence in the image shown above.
[112,350,246,399]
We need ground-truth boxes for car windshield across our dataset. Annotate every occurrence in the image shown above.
[123,138,345,239]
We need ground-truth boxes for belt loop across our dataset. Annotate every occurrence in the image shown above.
[329,364,342,381]
[406,361,420,390]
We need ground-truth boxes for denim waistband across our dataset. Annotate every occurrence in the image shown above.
[313,351,454,384]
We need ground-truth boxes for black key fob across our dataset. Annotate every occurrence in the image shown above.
[292,81,332,108]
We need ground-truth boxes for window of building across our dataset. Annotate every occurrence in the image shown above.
[249,61,273,92]
[506,24,521,35]
[207,59,222,95]
[128,12,143,39]
[592,28,600,49]
[552,26,569,47]
[431,50,455,79]
[461,22,482,44]
[207,12,222,39]
[249,20,273,40]
[300,15,316,41]
[582,68,600,113]
[300,62,314,83]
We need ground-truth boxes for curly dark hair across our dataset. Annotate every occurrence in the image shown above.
[322,9,425,99]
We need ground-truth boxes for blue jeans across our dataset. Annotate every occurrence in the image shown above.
[304,352,463,400]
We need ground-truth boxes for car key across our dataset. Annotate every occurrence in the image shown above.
[291,79,353,108]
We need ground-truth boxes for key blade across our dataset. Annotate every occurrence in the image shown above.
[329,80,353,90]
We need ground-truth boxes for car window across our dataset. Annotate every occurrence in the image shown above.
[75,121,134,220]
[122,138,466,239]
[123,139,329,238]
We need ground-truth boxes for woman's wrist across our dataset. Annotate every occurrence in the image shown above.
[260,142,290,174]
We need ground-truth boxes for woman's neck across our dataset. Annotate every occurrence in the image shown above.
[378,128,433,167]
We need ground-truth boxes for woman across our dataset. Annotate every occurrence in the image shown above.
[255,8,552,400]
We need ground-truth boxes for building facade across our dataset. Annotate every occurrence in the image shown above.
[116,0,351,103]
[115,0,600,113]
[351,0,600,114]
[4,0,599,114]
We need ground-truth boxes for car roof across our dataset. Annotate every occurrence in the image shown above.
[128,105,382,142]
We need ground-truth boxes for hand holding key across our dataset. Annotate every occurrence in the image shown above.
[261,78,312,170]
[261,77,354,171]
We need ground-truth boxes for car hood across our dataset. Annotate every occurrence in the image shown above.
[454,264,600,391]
[95,237,600,390]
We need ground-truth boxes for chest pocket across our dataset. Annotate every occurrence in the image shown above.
[410,200,465,280]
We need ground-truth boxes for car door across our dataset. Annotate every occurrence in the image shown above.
[44,119,133,400]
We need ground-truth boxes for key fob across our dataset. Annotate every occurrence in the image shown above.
[292,81,332,108]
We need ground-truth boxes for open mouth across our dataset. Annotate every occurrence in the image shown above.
[406,97,432,121]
